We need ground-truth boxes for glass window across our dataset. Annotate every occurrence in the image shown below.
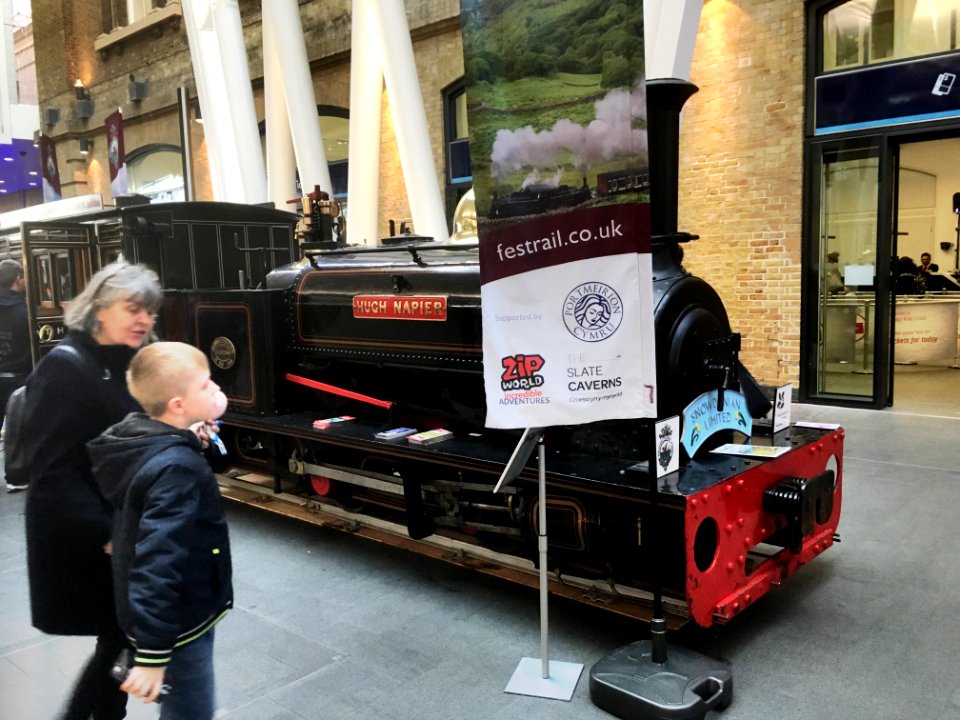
[823,0,960,72]
[260,109,349,199]
[319,113,349,198]
[815,144,880,396]
[127,147,184,203]
[443,81,472,227]
[446,86,471,183]
[127,0,153,23]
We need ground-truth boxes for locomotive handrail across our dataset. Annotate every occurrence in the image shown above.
[232,235,290,254]
[652,231,699,244]
[302,239,479,269]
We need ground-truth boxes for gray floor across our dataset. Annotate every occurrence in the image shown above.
[2,402,960,720]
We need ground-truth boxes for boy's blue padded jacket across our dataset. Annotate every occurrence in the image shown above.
[88,412,233,667]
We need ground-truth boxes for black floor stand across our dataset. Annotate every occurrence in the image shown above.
[588,465,732,719]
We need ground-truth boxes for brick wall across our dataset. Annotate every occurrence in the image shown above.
[681,1,806,388]
[33,0,196,197]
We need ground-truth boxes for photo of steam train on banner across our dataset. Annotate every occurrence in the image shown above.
[489,168,649,219]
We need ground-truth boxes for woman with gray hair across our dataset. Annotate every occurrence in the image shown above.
[21,260,161,720]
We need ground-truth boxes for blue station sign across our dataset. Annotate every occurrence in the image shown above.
[815,52,960,135]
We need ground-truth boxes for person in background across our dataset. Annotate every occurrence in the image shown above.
[22,261,161,720]
[88,342,232,719]
[919,252,938,275]
[918,251,960,291]
[895,256,925,295]
[0,259,31,435]
[824,251,846,294]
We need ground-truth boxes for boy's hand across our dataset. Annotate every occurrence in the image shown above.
[190,419,220,450]
[121,665,166,704]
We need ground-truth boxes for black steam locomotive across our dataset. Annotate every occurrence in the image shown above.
[489,180,593,219]
[8,80,842,628]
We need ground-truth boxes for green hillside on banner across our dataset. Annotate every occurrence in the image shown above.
[460,0,647,218]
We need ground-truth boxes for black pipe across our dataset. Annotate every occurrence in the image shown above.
[646,79,699,240]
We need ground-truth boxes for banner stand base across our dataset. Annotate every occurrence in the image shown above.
[504,657,583,701]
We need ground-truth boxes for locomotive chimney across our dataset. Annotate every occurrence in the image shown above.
[646,78,699,241]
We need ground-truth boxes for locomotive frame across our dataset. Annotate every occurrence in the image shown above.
[4,199,843,629]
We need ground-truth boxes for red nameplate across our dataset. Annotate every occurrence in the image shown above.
[353,295,448,321]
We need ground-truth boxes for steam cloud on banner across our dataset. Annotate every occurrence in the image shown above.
[490,84,649,183]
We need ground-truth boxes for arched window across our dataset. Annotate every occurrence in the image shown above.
[126,144,185,203]
[258,105,349,200]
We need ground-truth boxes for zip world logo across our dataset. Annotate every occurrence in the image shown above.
[501,353,546,391]
[933,72,956,96]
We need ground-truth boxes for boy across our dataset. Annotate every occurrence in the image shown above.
[88,341,231,718]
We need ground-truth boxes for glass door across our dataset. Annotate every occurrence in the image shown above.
[803,139,894,406]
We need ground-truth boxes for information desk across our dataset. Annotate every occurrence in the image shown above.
[824,293,960,368]
[893,296,960,363]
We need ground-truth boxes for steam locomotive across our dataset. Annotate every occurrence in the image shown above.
[9,80,842,628]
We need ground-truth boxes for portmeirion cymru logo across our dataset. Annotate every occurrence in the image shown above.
[562,282,623,342]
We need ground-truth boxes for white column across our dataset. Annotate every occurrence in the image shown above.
[181,0,267,203]
[0,0,14,144]
[643,0,662,79]
[262,0,332,195]
[346,0,382,246]
[644,0,704,81]
[371,0,449,243]
[181,0,227,199]
[263,6,297,211]
[210,0,267,202]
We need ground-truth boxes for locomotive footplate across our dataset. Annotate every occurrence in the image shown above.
[218,411,843,628]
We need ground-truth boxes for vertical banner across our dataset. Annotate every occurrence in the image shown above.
[38,135,61,202]
[105,110,128,196]
[460,0,655,429]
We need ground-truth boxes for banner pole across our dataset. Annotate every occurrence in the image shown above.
[499,429,582,700]
[537,436,549,678]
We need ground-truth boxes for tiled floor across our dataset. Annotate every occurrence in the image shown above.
[3,403,960,719]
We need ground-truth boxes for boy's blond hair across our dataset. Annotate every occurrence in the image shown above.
[127,342,209,418]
